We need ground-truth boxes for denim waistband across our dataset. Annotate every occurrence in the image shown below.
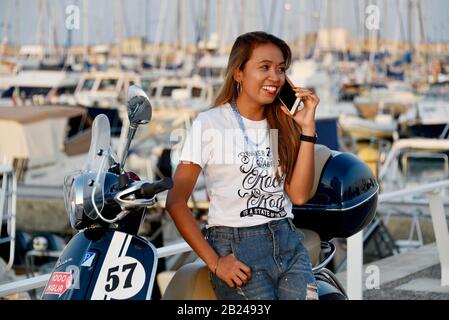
[206,218,295,243]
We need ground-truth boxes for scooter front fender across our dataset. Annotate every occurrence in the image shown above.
[41,229,157,300]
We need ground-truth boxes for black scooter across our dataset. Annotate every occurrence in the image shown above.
[41,85,172,300]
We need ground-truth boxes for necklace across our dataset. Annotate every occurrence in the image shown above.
[230,100,268,162]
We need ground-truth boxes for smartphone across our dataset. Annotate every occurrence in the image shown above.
[277,76,303,115]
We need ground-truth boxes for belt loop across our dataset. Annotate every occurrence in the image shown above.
[287,218,296,231]
[233,227,240,244]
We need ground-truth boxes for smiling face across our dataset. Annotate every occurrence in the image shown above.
[234,43,286,109]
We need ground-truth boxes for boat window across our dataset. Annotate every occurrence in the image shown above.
[98,78,118,91]
[191,87,203,98]
[81,79,95,91]
[198,67,223,78]
[161,86,182,97]
[401,151,449,181]
[56,86,77,94]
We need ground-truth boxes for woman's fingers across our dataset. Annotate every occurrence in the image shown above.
[293,87,313,94]
[295,91,319,106]
[293,87,315,101]
[295,91,315,100]
[225,279,235,288]
[236,269,249,283]
[232,276,243,287]
[218,254,252,288]
[238,262,251,278]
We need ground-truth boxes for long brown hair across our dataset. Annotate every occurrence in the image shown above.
[214,31,301,184]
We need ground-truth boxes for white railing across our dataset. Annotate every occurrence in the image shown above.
[2,180,449,300]
[347,179,449,300]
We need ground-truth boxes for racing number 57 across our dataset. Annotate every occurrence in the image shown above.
[105,263,137,292]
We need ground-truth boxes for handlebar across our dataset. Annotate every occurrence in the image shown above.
[114,177,173,211]
[139,177,173,198]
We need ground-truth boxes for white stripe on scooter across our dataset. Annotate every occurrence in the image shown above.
[90,232,131,300]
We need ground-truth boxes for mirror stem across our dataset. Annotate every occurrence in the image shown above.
[120,125,137,173]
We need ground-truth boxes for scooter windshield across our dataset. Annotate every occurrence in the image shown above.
[84,114,111,173]
[81,114,114,220]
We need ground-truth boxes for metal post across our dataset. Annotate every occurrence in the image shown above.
[0,165,16,269]
[347,230,364,300]
[426,191,449,286]
[8,169,17,270]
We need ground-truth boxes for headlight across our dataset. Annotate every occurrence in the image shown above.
[63,173,85,229]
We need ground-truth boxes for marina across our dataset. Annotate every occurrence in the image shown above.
[1,0,449,301]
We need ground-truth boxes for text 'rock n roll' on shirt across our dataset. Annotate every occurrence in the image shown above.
[179,103,293,228]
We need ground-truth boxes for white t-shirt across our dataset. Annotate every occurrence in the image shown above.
[179,103,293,228]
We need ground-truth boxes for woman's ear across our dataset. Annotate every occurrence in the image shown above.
[233,69,243,83]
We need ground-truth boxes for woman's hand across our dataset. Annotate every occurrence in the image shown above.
[215,254,251,288]
[280,87,319,135]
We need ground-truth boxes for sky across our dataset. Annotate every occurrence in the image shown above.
[1,0,449,47]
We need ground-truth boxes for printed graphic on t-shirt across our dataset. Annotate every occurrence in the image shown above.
[237,147,288,219]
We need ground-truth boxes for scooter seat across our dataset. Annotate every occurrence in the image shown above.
[161,259,217,300]
[162,227,321,300]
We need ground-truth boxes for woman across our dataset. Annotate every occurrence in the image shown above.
[166,31,320,300]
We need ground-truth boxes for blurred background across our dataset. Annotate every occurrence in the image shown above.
[1,0,449,300]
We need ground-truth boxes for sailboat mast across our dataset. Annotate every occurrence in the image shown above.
[298,0,305,60]
[268,0,277,33]
[368,0,380,82]
[47,0,53,50]
[144,0,149,43]
[217,0,223,45]
[417,0,429,82]
[115,0,122,69]
[204,0,210,45]
[408,0,414,54]
[36,0,44,49]
[179,0,187,51]
[83,0,88,63]
[1,0,11,46]
[176,0,180,49]
[15,0,20,47]
[240,0,245,34]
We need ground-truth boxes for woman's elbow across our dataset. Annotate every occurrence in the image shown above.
[165,190,189,215]
[290,195,309,206]
[165,191,177,213]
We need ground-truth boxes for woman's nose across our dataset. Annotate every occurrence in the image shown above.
[268,68,281,82]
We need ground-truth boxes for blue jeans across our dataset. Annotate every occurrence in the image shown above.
[206,218,318,300]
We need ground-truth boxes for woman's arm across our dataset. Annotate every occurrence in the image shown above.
[281,87,319,205]
[284,134,315,205]
[166,162,251,288]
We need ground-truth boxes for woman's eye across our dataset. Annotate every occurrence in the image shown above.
[278,67,286,73]
[261,65,269,70]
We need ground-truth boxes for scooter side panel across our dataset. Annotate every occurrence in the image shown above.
[41,229,157,300]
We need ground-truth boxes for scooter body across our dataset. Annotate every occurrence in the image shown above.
[41,85,169,300]
[42,228,157,300]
